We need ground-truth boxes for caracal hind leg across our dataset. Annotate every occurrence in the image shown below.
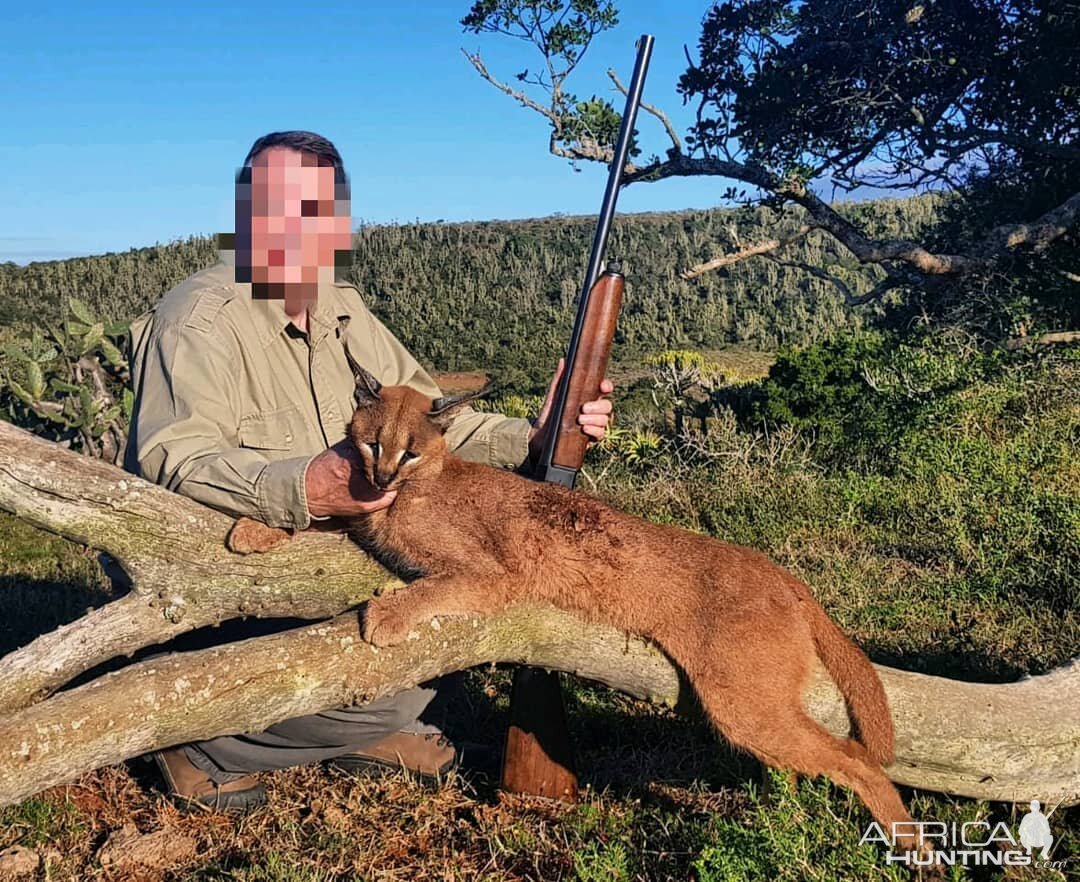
[362,572,507,647]
[709,695,924,860]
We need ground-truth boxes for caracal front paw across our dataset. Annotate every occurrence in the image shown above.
[226,517,294,554]
[361,597,416,647]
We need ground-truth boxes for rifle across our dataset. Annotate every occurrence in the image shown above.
[500,33,655,802]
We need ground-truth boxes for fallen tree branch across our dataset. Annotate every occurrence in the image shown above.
[0,603,683,808]
[606,67,682,155]
[760,253,913,307]
[2,598,1079,810]
[1005,330,1080,351]
[0,419,391,714]
[1,422,1079,807]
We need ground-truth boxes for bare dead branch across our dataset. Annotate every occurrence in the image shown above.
[1005,330,1080,351]
[680,225,813,280]
[764,256,912,307]
[606,68,682,154]
[462,49,559,124]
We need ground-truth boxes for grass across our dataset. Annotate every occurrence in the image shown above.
[1,352,1078,880]
[0,514,114,657]
[1,705,1073,880]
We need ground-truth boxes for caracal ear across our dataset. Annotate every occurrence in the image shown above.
[353,365,383,408]
[427,385,490,432]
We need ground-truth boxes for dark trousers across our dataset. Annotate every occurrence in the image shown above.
[99,554,443,785]
[184,685,440,784]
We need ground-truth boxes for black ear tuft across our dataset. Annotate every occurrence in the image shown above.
[428,387,487,432]
[353,365,383,408]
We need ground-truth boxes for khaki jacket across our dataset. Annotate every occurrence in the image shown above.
[125,250,531,529]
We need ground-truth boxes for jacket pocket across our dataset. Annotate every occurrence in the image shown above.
[238,406,302,451]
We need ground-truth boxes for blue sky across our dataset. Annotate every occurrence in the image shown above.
[1,1,729,265]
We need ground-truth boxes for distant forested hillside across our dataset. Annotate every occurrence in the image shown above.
[0,196,944,389]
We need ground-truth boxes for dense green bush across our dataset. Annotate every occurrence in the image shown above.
[0,299,131,463]
[0,197,951,393]
[590,347,1080,679]
[752,332,896,465]
[749,330,1006,470]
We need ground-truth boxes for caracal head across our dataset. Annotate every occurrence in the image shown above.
[346,365,484,491]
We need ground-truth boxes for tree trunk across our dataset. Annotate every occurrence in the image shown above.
[0,420,1077,808]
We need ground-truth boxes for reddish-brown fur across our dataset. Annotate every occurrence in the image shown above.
[227,382,930,860]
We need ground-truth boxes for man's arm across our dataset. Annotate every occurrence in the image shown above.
[127,317,318,530]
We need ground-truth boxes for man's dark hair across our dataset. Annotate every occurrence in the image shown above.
[238,130,349,194]
[232,130,350,281]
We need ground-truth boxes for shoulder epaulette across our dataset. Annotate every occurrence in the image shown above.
[184,287,235,333]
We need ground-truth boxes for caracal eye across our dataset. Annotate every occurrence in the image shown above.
[370,441,380,458]
[403,450,419,461]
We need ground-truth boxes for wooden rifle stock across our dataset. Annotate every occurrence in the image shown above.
[501,34,653,802]
[551,269,625,470]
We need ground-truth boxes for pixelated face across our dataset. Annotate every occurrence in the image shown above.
[234,146,351,294]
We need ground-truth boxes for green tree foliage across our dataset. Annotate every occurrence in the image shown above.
[0,299,131,463]
[0,236,216,326]
[679,0,1080,333]
[682,0,1075,177]
[464,0,1079,341]
[0,198,940,445]
[345,199,942,391]
[0,198,943,391]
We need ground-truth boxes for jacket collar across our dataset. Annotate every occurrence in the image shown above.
[214,249,353,348]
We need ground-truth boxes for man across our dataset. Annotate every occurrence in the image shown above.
[125,130,614,812]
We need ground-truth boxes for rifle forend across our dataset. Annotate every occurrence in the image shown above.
[548,262,624,475]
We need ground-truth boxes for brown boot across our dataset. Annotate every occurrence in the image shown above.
[153,746,266,813]
[325,731,458,789]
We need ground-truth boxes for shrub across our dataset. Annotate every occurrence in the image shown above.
[0,299,131,463]
[751,330,1001,470]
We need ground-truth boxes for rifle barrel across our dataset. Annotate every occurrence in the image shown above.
[535,33,655,487]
